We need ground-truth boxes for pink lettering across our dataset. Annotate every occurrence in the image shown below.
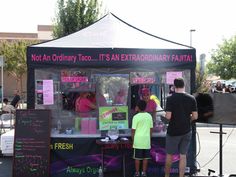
[31,54,42,61]
[99,54,110,61]
[111,54,120,61]
[102,143,131,150]
[78,54,91,61]
[52,54,77,63]
[42,54,51,61]
[172,54,192,62]
[100,107,118,119]
[99,54,105,61]
[105,54,110,61]
[132,77,155,84]
[61,76,88,83]
[187,54,192,61]
[121,54,128,61]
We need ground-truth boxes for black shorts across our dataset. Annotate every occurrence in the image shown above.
[133,148,151,160]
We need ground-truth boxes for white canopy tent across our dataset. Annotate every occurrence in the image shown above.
[26,13,198,176]
[27,13,196,108]
[33,13,191,49]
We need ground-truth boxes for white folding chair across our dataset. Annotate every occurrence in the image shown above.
[0,113,14,132]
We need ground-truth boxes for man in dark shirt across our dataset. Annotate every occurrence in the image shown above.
[10,89,21,108]
[164,78,198,177]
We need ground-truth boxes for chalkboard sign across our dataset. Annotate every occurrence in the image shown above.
[13,109,51,177]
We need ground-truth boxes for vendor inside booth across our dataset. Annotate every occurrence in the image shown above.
[33,68,191,137]
[25,13,196,177]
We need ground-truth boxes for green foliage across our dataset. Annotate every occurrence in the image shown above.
[0,40,38,91]
[195,63,209,93]
[207,35,236,79]
[53,0,102,38]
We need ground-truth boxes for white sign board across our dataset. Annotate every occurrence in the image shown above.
[166,71,183,84]
[43,80,54,105]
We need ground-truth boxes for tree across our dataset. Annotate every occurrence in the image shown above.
[195,63,209,93]
[207,35,236,79]
[53,0,102,38]
[0,40,38,98]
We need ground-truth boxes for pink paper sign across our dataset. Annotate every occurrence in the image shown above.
[43,80,54,105]
[61,76,88,83]
[166,72,183,84]
[131,77,155,84]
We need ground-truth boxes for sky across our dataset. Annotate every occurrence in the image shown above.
[0,0,236,60]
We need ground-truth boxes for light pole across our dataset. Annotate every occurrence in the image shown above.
[0,56,4,109]
[190,29,196,47]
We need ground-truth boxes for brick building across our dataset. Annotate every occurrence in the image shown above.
[0,25,53,100]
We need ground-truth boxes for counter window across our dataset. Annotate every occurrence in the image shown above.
[34,68,191,137]
[95,74,129,106]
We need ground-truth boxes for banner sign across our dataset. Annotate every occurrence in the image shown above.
[98,106,129,130]
[27,48,196,69]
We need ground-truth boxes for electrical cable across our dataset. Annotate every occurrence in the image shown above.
[194,125,235,176]
[199,126,235,169]
[195,130,201,157]
[194,126,203,175]
[192,126,203,175]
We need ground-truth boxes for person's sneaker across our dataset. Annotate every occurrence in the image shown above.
[141,172,147,177]
[133,172,140,177]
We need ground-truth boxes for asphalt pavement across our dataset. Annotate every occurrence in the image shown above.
[1,125,236,177]
[0,156,12,177]
[196,125,236,176]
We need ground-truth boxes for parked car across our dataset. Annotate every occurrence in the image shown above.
[225,79,236,87]
[229,81,236,93]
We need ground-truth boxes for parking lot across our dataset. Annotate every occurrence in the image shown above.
[196,125,236,176]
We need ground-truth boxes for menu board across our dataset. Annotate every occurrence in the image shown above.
[99,106,129,130]
[13,109,51,177]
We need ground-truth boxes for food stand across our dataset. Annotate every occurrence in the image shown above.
[26,13,197,177]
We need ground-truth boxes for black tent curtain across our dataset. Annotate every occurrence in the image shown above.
[196,93,236,125]
[26,46,198,175]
